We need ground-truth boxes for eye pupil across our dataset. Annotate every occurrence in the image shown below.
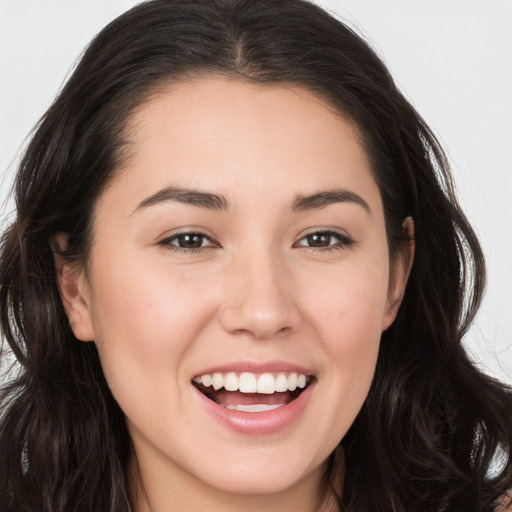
[308,233,330,247]
[178,234,203,248]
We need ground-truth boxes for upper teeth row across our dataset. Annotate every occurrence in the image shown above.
[193,372,308,394]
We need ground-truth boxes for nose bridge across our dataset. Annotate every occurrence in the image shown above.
[220,242,300,339]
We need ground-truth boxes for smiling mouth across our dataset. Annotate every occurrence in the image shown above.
[192,372,312,412]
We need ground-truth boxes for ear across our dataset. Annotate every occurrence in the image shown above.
[382,217,415,331]
[51,233,95,342]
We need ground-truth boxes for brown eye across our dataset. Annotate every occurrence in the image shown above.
[295,230,353,250]
[176,234,205,248]
[306,233,331,248]
[161,232,216,251]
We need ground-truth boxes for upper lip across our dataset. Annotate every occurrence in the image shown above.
[192,360,314,379]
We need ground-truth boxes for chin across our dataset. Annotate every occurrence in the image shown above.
[198,463,320,497]
[181,443,327,498]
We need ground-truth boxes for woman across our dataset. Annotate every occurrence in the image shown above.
[0,0,510,510]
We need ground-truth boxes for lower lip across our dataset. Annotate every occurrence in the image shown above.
[192,381,315,435]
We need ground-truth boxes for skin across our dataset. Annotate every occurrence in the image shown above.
[56,77,414,512]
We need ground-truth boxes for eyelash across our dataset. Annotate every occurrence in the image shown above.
[158,231,219,253]
[294,230,354,252]
[158,229,354,253]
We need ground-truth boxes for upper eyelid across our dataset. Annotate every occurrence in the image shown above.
[158,227,217,242]
[295,227,352,240]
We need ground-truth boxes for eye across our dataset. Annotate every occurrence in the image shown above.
[159,232,218,251]
[295,230,353,250]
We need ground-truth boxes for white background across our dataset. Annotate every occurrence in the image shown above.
[1,1,511,384]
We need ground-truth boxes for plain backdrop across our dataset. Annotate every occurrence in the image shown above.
[0,0,511,384]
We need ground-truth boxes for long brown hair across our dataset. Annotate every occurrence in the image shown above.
[1,1,511,510]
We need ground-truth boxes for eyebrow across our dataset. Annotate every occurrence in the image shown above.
[291,189,371,214]
[133,186,370,215]
[133,186,229,213]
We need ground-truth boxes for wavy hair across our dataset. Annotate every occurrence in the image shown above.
[1,1,511,510]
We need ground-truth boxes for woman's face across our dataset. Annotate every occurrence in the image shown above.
[61,77,410,505]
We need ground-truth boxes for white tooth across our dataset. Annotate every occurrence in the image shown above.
[234,404,285,412]
[201,374,213,387]
[275,373,288,392]
[297,374,307,389]
[224,372,239,391]
[212,373,224,390]
[257,373,276,394]
[239,372,257,393]
[193,376,201,384]
[287,372,298,391]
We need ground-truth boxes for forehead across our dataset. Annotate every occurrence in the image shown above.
[102,76,381,216]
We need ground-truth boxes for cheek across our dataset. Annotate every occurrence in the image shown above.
[304,260,388,435]
[86,257,217,409]
[328,268,387,368]
[90,254,214,341]
[308,253,389,344]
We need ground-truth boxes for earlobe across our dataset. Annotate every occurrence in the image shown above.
[51,233,95,342]
[382,217,415,331]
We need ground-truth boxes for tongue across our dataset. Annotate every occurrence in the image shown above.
[214,389,292,406]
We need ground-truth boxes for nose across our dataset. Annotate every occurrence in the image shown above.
[219,251,302,340]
